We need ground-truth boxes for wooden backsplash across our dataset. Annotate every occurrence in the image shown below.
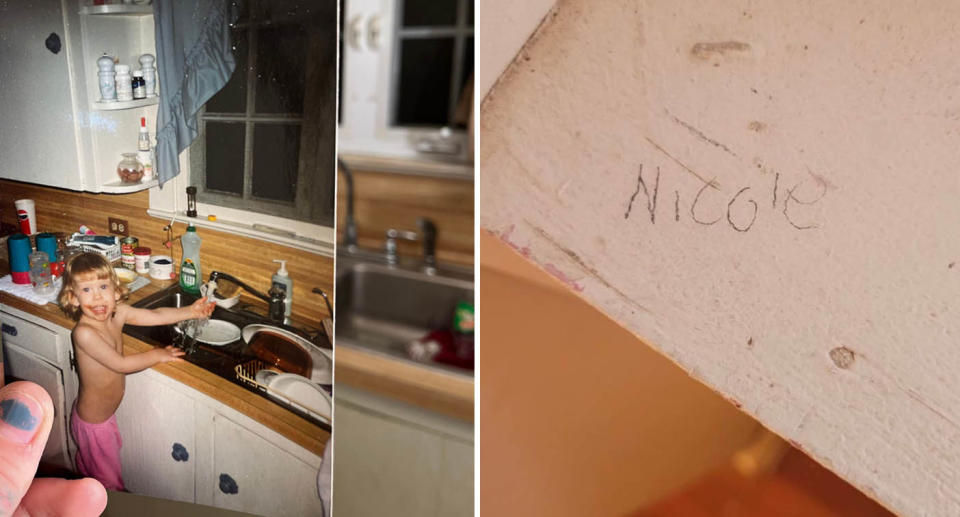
[0,180,333,322]
[336,168,474,266]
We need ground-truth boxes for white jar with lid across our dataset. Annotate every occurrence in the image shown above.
[97,55,116,102]
[139,54,157,97]
[115,65,133,101]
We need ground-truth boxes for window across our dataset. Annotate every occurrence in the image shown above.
[338,0,474,163]
[189,0,337,227]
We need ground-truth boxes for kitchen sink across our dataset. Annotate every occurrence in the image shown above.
[125,285,332,428]
[336,254,474,376]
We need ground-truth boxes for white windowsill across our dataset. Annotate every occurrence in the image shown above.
[146,209,335,258]
[339,152,473,180]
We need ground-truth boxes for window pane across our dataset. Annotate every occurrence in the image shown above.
[395,37,454,126]
[466,0,473,25]
[206,30,248,114]
[402,0,457,27]
[255,26,308,114]
[252,123,300,202]
[204,122,245,195]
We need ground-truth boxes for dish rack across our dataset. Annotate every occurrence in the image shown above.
[234,359,330,423]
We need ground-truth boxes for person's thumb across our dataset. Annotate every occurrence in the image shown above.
[0,381,53,516]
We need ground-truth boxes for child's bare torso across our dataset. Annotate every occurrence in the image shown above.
[74,316,126,423]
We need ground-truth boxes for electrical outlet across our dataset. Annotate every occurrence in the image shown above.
[109,218,129,236]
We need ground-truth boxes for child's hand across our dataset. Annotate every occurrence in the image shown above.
[154,346,186,363]
[189,297,216,319]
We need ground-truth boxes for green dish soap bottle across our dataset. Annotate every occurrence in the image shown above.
[179,224,202,295]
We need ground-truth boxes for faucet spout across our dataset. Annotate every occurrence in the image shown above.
[338,158,358,251]
[208,271,285,323]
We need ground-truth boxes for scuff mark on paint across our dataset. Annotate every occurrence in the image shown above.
[543,263,584,292]
[530,223,650,313]
[667,110,740,159]
[748,120,767,132]
[829,346,855,369]
[901,387,960,430]
[497,223,533,258]
[690,40,752,60]
[644,136,718,187]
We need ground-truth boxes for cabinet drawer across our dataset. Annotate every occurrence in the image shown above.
[0,311,62,364]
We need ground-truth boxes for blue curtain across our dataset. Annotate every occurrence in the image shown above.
[153,0,237,186]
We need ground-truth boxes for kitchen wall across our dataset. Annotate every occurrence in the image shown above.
[480,232,759,516]
[336,164,474,266]
[0,179,333,323]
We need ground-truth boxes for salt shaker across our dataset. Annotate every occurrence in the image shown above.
[97,55,116,102]
[139,54,157,97]
[115,65,133,101]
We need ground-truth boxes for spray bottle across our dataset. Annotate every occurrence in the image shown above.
[272,259,293,317]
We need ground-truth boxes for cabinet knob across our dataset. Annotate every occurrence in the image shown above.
[219,473,238,495]
[45,33,61,54]
[171,442,189,462]
[1,324,16,337]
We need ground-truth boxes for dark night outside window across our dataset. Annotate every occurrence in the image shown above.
[192,0,337,227]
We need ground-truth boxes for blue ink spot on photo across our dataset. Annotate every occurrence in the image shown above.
[0,399,38,431]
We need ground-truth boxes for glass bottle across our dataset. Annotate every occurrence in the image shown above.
[186,186,198,217]
[117,153,145,183]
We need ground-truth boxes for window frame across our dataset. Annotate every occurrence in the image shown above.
[147,0,337,256]
[337,0,474,165]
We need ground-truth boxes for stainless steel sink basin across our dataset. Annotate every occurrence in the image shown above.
[336,256,474,376]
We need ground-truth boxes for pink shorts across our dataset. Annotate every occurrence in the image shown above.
[70,405,125,491]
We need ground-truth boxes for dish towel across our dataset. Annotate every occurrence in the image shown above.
[0,275,61,306]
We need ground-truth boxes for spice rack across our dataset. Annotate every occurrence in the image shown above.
[78,0,159,193]
[92,97,158,111]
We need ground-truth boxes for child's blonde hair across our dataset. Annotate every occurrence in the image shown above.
[58,252,129,320]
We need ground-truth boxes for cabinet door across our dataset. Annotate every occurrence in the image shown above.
[0,0,83,190]
[210,414,323,517]
[115,369,196,503]
[1,342,70,469]
[333,386,474,517]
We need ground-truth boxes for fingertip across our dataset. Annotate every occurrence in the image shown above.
[0,382,53,445]
[79,477,108,514]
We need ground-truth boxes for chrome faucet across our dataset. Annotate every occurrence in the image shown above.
[338,158,358,252]
[384,228,419,266]
[383,218,438,273]
[208,271,285,323]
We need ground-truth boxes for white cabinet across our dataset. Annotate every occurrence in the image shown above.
[0,307,77,470]
[0,0,87,191]
[114,369,196,504]
[116,368,324,516]
[207,414,323,517]
[333,384,474,517]
[0,0,157,193]
[2,343,70,468]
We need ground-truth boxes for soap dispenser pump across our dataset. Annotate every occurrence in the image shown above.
[272,259,293,318]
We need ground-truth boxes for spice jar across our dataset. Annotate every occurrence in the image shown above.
[117,153,144,183]
[133,247,151,274]
[132,70,146,99]
[115,65,133,101]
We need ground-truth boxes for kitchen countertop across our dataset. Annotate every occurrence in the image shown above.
[0,277,328,456]
[336,345,474,422]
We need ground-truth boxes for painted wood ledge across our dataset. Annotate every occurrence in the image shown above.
[335,345,474,422]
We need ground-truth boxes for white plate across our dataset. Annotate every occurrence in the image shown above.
[255,368,280,386]
[179,319,241,346]
[265,373,331,423]
[242,324,332,384]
